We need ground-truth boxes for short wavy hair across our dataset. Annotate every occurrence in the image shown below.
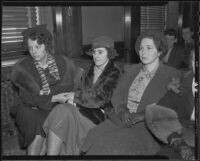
[22,25,53,55]
[164,28,177,38]
[135,30,168,58]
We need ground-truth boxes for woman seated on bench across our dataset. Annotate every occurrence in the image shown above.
[43,36,120,155]
[80,30,182,155]
[11,25,81,155]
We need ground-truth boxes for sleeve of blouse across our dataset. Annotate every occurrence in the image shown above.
[74,68,120,109]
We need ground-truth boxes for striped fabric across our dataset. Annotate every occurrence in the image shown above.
[34,53,60,95]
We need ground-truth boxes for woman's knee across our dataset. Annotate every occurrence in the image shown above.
[53,103,75,118]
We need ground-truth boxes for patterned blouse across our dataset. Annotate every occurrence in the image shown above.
[127,65,159,113]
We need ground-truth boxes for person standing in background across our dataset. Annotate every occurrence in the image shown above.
[181,25,195,69]
[162,28,188,70]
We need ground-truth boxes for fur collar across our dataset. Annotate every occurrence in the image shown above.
[84,61,115,87]
[11,61,40,95]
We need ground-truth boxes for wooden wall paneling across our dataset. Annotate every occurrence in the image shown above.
[63,7,83,58]
[131,6,141,64]
[52,7,65,56]
[124,6,141,64]
[124,6,132,63]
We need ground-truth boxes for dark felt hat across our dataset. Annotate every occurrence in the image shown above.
[21,24,52,41]
[86,36,118,59]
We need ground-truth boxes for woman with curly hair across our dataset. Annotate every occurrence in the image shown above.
[11,25,82,155]
[80,30,183,155]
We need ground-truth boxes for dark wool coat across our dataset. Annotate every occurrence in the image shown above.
[147,75,195,160]
[158,71,194,126]
[164,44,188,70]
[112,62,182,114]
[10,54,82,149]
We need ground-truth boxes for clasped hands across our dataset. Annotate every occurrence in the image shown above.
[119,109,145,128]
[52,92,75,104]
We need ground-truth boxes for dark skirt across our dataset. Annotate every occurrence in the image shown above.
[15,104,50,149]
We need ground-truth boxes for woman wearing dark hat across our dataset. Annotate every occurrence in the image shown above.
[80,30,183,155]
[11,25,82,155]
[42,36,120,155]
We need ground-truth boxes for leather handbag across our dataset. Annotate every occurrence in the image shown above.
[78,104,105,125]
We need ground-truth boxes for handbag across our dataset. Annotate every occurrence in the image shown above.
[78,104,105,125]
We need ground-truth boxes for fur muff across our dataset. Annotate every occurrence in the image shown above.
[145,104,195,148]
[145,104,182,144]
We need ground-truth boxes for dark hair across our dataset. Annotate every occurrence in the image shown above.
[105,47,116,59]
[182,25,194,32]
[164,28,177,38]
[22,25,53,55]
[135,30,168,58]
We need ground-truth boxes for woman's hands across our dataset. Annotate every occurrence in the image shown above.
[119,109,145,128]
[64,92,75,105]
[51,92,75,104]
[51,93,68,103]
[129,112,145,125]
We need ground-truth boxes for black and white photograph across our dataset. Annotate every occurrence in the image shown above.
[1,0,199,160]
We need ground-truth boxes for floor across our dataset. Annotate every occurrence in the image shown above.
[2,134,26,155]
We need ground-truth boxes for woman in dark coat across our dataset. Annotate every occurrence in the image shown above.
[80,30,182,155]
[43,36,120,155]
[11,25,82,155]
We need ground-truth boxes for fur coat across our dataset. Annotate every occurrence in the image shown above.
[11,55,83,112]
[74,60,120,124]
[74,60,120,109]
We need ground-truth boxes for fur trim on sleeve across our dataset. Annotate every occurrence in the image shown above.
[11,63,40,95]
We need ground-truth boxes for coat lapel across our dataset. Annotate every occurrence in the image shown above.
[123,64,142,105]
[83,61,115,89]
[112,63,142,112]
[137,63,169,112]
[167,46,176,65]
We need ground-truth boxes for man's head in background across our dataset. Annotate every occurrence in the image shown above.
[164,28,177,50]
[182,26,194,44]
